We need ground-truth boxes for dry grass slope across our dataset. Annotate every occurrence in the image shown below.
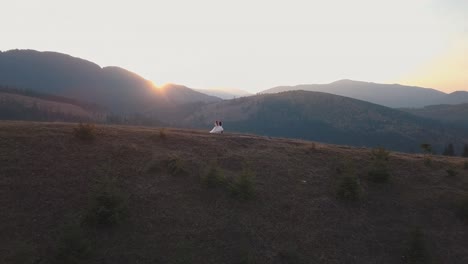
[0,121,467,264]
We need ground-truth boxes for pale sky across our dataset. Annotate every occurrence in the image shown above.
[1,0,467,93]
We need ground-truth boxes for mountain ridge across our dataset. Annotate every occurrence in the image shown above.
[0,49,221,113]
[194,88,252,100]
[261,79,468,108]
[1,49,467,153]
[182,90,468,153]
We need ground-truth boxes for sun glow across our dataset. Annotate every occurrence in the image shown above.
[150,83,174,100]
[1,0,466,92]
[400,37,468,92]
[150,81,169,95]
[149,81,159,89]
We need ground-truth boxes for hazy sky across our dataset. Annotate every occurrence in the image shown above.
[1,0,467,92]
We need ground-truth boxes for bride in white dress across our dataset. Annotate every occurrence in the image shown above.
[210,121,224,134]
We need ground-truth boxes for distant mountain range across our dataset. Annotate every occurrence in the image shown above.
[261,79,468,108]
[194,88,252,100]
[182,91,468,152]
[0,50,220,113]
[1,49,467,153]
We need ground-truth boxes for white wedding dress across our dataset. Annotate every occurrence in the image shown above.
[210,125,224,134]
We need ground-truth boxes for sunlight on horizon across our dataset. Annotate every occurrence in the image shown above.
[149,81,159,88]
[157,83,173,90]
[150,82,176,92]
[1,0,467,92]
[400,36,468,92]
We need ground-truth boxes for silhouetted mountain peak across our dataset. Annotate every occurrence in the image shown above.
[261,79,454,108]
[0,49,221,112]
[2,49,102,70]
[101,66,151,84]
[330,79,361,84]
[449,91,468,95]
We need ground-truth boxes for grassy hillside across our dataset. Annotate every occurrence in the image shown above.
[183,91,468,153]
[1,121,468,263]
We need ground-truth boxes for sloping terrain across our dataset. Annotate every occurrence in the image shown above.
[0,90,105,122]
[0,50,220,113]
[1,121,468,264]
[435,91,468,105]
[402,103,468,128]
[261,79,468,108]
[182,91,468,153]
[158,84,223,105]
[0,87,171,127]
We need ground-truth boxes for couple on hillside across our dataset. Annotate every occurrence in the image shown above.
[210,120,224,134]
